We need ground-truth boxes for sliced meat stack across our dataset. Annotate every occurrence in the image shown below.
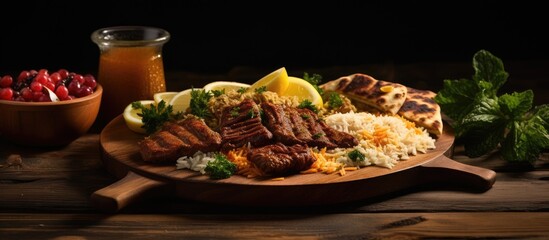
[261,102,358,149]
[219,99,273,151]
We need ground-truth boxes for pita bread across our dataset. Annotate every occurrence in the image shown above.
[397,87,443,136]
[320,73,407,115]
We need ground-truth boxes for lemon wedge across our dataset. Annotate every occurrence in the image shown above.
[153,91,178,105]
[169,88,197,114]
[248,67,289,95]
[123,100,155,134]
[203,81,251,93]
[281,76,323,109]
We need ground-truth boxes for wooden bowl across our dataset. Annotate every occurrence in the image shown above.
[0,84,103,147]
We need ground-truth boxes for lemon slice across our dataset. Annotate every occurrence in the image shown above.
[203,81,251,93]
[281,76,323,108]
[248,67,289,95]
[169,88,197,114]
[153,91,178,105]
[123,100,155,134]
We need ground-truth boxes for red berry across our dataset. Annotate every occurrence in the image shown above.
[20,87,33,101]
[0,88,13,100]
[30,81,43,92]
[58,69,69,79]
[44,82,55,91]
[32,91,44,102]
[83,74,97,88]
[73,74,85,84]
[38,69,48,76]
[67,80,81,95]
[50,72,62,84]
[34,73,49,84]
[55,85,69,100]
[0,75,13,88]
[17,71,30,82]
[78,85,93,97]
[38,94,51,102]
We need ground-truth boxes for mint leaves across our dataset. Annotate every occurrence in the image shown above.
[434,50,549,163]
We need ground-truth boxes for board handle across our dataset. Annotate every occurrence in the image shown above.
[91,171,170,213]
[420,155,497,192]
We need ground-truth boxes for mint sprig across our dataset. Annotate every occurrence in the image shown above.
[434,49,549,163]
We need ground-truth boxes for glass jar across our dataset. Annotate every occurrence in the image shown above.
[91,26,170,127]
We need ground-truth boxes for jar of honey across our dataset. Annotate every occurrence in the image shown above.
[91,26,170,127]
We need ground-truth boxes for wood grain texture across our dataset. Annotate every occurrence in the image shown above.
[1,212,549,239]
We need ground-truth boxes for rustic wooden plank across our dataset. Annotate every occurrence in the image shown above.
[2,170,546,214]
[1,212,548,239]
[1,133,548,213]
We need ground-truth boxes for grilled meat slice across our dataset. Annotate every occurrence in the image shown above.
[247,143,315,176]
[138,131,186,163]
[285,106,315,143]
[138,117,222,163]
[220,99,273,150]
[163,117,222,156]
[260,102,303,145]
[220,117,273,150]
[317,119,359,148]
[294,108,338,149]
[219,98,260,128]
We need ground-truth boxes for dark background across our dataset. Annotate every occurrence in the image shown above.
[1,1,548,79]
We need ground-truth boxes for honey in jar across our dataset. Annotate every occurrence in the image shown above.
[91,26,170,127]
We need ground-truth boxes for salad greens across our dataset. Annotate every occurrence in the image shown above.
[434,49,549,163]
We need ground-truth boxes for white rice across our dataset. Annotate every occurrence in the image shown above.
[324,111,436,169]
[175,151,216,174]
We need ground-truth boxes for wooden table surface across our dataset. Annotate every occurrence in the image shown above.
[1,62,549,239]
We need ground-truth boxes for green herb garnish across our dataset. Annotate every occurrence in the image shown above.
[327,92,344,109]
[348,149,365,162]
[211,89,225,97]
[254,86,267,94]
[434,49,549,163]
[312,132,324,139]
[303,72,324,95]
[204,153,237,179]
[298,99,319,113]
[132,100,174,135]
[230,106,240,117]
[189,88,212,119]
[237,87,248,94]
[247,109,256,119]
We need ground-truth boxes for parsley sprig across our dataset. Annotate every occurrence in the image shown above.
[131,100,174,135]
[205,153,237,179]
[434,49,549,163]
[303,72,324,95]
[190,88,213,119]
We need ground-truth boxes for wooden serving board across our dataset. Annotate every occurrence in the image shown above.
[93,115,496,212]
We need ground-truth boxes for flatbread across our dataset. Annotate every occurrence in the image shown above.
[397,87,443,136]
[320,73,407,115]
